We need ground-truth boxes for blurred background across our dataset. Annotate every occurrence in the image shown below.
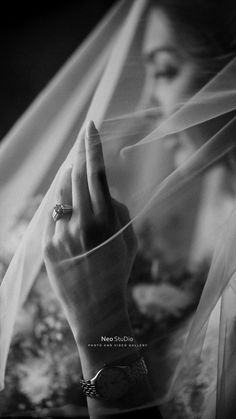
[0,0,117,142]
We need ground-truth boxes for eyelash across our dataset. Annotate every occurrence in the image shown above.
[154,66,179,80]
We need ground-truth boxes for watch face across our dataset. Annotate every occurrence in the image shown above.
[96,366,130,400]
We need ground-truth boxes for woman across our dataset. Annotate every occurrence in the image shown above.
[1,0,236,417]
[42,1,236,418]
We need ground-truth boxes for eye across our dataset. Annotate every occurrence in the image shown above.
[154,65,179,80]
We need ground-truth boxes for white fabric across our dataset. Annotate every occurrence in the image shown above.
[1,1,236,417]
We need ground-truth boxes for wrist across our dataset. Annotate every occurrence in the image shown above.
[75,313,138,380]
[72,296,129,346]
[75,308,132,347]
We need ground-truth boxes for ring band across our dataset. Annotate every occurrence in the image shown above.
[52,203,73,222]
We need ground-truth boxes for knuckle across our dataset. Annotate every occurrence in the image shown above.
[113,199,131,222]
[69,218,82,237]
[42,240,56,259]
[68,220,91,248]
[56,227,78,250]
[112,198,129,213]
[52,235,63,249]
[56,229,70,243]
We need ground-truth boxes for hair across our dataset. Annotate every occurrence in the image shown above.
[150,0,236,165]
[152,0,236,76]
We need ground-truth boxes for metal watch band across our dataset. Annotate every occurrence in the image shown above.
[80,356,148,399]
[129,356,148,385]
[80,379,99,398]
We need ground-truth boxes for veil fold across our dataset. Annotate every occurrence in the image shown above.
[1,1,236,417]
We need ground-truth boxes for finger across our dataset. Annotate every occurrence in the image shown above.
[42,208,56,258]
[71,128,92,225]
[55,167,73,235]
[85,120,113,218]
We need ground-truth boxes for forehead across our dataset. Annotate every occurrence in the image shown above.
[142,8,176,56]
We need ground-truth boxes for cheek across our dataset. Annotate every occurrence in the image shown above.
[153,65,199,116]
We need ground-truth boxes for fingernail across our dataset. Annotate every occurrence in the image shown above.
[86,120,98,138]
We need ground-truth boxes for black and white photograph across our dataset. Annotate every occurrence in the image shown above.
[0,1,236,418]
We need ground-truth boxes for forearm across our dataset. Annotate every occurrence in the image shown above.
[76,312,138,379]
[43,121,161,417]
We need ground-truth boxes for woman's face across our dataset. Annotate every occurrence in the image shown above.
[142,8,202,164]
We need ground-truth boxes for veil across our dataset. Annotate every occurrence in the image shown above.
[1,0,236,417]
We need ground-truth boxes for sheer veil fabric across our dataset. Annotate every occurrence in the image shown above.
[1,0,236,417]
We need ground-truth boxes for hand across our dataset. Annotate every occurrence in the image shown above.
[42,121,138,345]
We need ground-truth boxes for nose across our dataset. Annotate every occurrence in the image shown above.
[137,72,161,115]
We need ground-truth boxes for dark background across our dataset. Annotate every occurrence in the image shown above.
[0,1,117,141]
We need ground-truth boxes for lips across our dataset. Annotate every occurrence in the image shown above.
[143,108,162,121]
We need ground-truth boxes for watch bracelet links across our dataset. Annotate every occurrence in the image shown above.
[80,380,99,398]
[130,356,148,385]
[80,356,148,399]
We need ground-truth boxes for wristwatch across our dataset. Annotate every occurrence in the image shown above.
[80,356,148,400]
